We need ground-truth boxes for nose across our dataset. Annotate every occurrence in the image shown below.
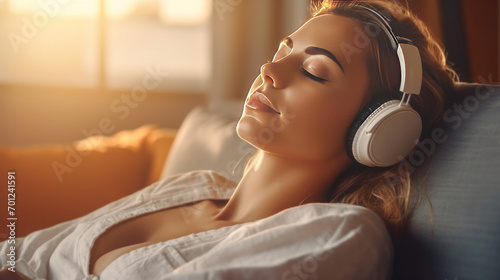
[260,61,284,89]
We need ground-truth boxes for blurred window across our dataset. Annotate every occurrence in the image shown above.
[0,0,211,92]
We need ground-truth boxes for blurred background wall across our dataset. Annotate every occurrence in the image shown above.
[405,0,499,83]
[0,0,498,146]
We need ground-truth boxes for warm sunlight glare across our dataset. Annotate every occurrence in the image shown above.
[159,0,211,25]
[9,0,99,18]
[9,0,138,19]
[10,0,211,23]
[106,0,141,20]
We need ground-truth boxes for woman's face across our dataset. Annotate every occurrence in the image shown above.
[237,14,370,162]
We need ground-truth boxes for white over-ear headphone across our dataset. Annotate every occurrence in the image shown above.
[346,5,423,167]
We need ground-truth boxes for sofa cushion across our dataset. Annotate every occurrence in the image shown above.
[393,83,500,279]
[160,100,256,183]
[0,125,176,239]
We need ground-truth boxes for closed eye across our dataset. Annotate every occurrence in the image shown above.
[301,68,326,83]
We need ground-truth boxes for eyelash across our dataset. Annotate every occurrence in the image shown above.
[301,68,326,83]
[272,48,327,83]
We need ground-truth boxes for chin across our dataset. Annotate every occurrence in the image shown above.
[237,113,282,151]
[236,114,258,146]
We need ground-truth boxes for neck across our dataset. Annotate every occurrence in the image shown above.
[216,150,351,223]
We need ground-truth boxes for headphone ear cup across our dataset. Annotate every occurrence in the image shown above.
[346,98,393,162]
[346,99,422,167]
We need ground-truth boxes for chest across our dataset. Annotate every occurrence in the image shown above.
[89,200,230,276]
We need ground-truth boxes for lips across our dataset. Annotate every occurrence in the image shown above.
[246,91,280,114]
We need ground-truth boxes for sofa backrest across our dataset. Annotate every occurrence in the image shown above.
[392,83,500,280]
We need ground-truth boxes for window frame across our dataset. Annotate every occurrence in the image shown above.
[0,0,211,96]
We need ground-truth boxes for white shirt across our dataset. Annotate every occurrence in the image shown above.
[1,170,393,280]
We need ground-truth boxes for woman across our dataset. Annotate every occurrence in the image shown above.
[1,0,457,279]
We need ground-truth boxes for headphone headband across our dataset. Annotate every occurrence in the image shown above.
[360,5,399,49]
[358,4,423,95]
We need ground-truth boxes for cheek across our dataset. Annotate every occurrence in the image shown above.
[237,81,366,161]
[294,101,355,157]
[274,90,359,160]
[296,74,369,158]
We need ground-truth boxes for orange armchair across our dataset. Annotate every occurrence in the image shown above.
[0,125,177,239]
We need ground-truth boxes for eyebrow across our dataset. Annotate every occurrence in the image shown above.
[305,46,345,73]
[281,37,345,74]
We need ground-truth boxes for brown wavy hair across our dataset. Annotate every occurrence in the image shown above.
[312,0,459,239]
